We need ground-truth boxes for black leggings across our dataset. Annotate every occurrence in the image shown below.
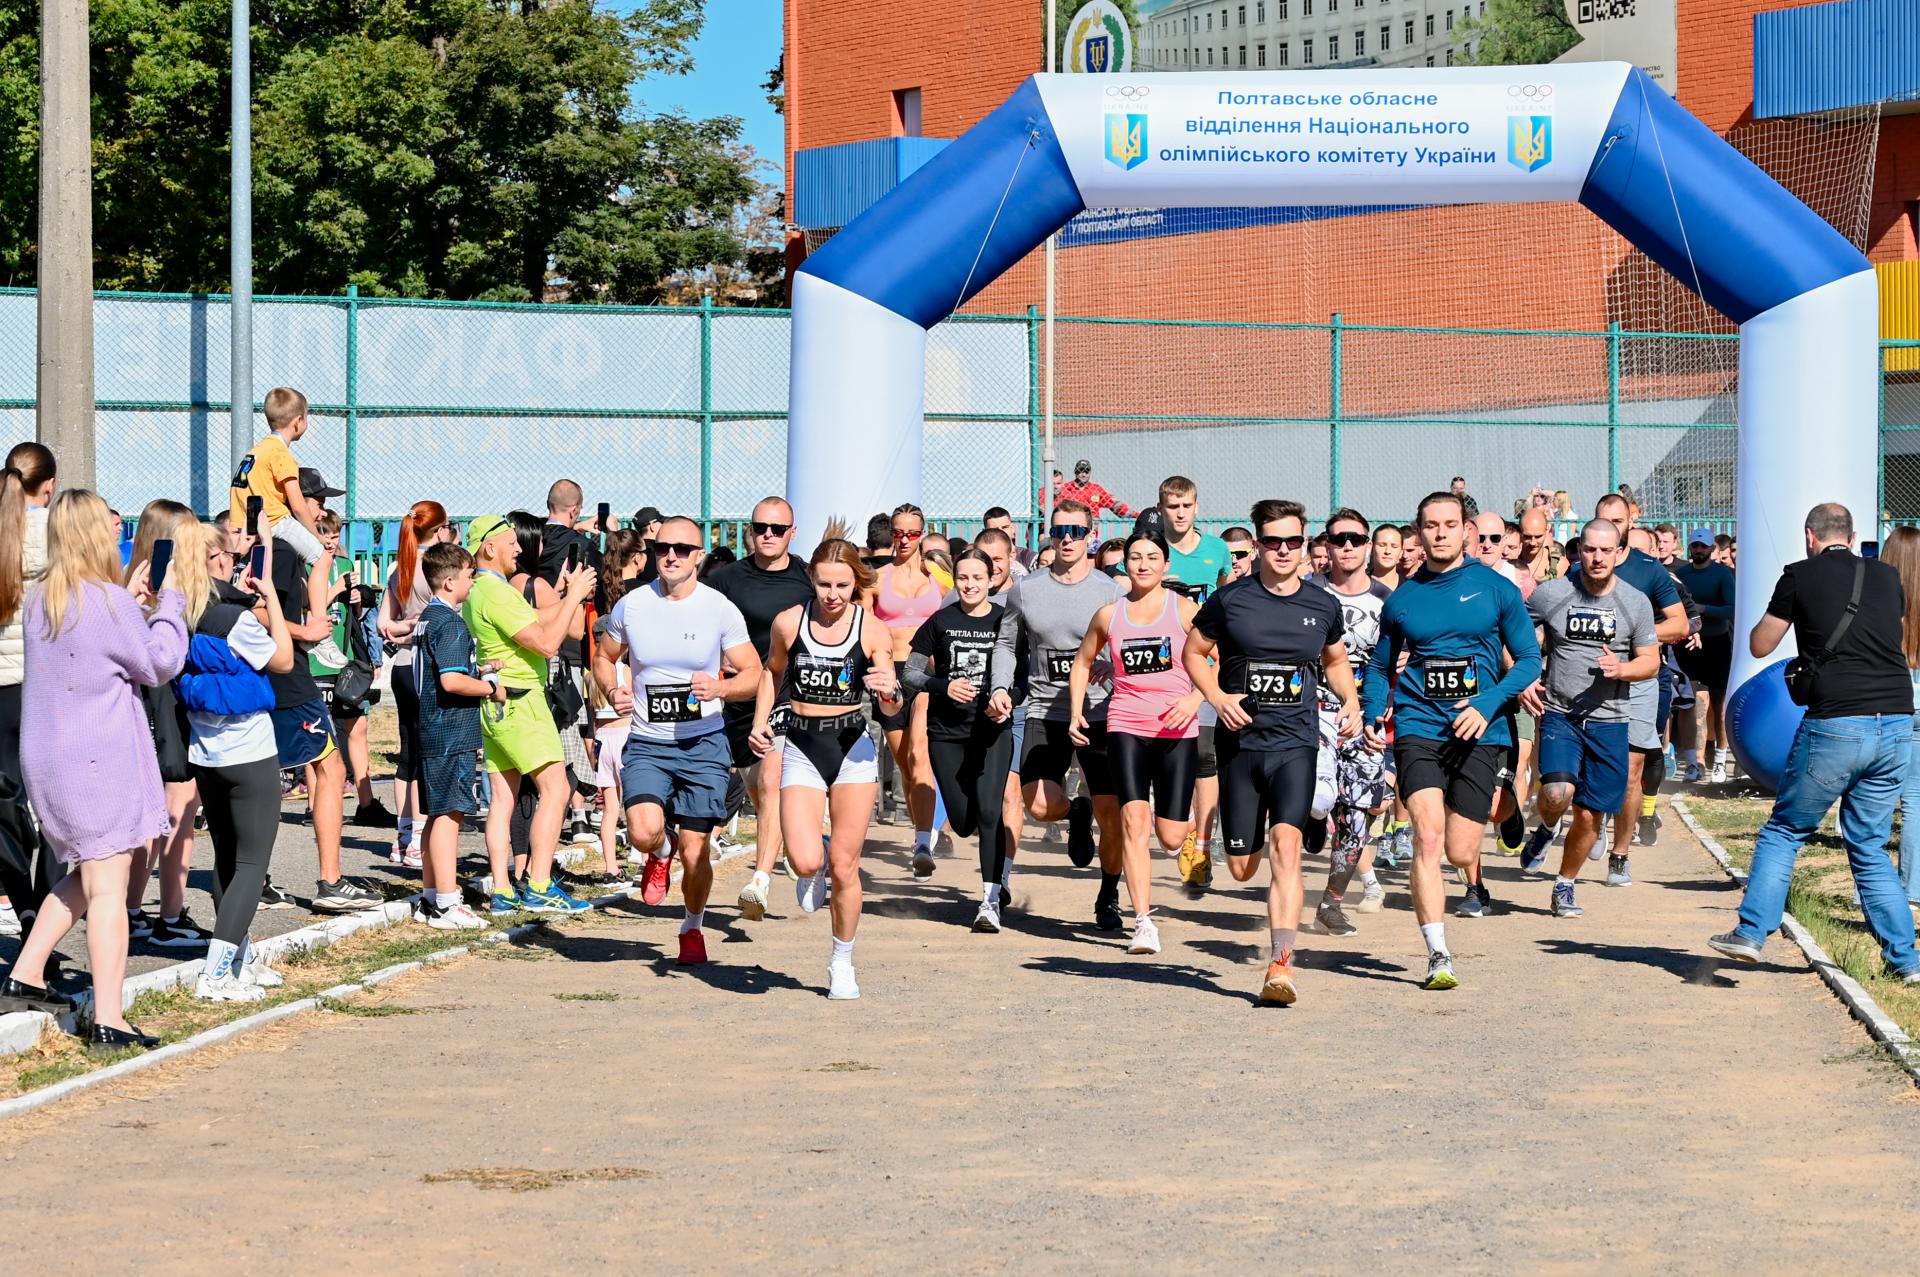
[391,661,422,784]
[1109,732,1200,822]
[195,756,281,945]
[0,681,58,912]
[926,731,1015,884]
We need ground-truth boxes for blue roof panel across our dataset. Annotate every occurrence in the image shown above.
[1754,0,1920,119]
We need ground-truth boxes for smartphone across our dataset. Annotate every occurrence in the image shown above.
[596,502,610,534]
[1862,540,1880,559]
[249,545,266,580]
[565,542,580,572]
[148,538,173,591]
[245,495,263,537]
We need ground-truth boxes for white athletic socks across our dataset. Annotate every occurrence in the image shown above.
[913,831,932,852]
[1420,922,1447,957]
[1556,875,1576,888]
[984,882,1002,906]
[1360,871,1379,889]
[433,888,461,910]
[831,935,855,964]
[205,938,240,982]
[1271,926,1297,963]
[1194,838,1212,856]
[681,911,704,934]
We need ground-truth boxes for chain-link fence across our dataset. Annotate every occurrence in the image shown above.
[0,286,1912,552]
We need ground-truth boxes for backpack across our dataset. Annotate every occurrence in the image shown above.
[177,598,276,717]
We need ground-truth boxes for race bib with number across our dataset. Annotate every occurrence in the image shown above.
[792,652,859,705]
[1245,660,1305,707]
[644,683,700,724]
[1044,648,1076,682]
[1120,637,1174,677]
[947,638,992,682]
[1421,658,1477,700]
[1565,606,1616,643]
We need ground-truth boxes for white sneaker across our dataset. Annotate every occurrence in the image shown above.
[935,830,955,859]
[911,844,936,878]
[1710,760,1728,785]
[195,971,267,1003]
[973,900,1002,933]
[827,960,860,1000]
[713,831,746,858]
[1127,914,1162,955]
[1355,880,1386,913]
[1041,824,1063,845]
[738,871,770,921]
[240,951,285,988]
[0,902,19,938]
[796,868,827,914]
[427,903,486,931]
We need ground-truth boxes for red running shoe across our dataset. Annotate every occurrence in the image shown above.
[677,928,708,966]
[641,853,673,906]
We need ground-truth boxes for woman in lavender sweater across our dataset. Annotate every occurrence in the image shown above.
[0,490,186,1052]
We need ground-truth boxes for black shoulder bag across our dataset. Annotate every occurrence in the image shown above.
[329,590,379,715]
[1784,557,1865,708]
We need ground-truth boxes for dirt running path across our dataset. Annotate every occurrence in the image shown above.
[7,815,1920,1274]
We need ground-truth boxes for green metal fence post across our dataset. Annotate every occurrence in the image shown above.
[344,283,359,522]
[1606,320,1621,495]
[699,294,714,525]
[1027,305,1042,530]
[1328,312,1343,516]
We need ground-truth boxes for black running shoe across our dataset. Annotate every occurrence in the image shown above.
[148,910,213,948]
[1093,881,1123,931]
[312,878,384,914]
[352,798,399,829]
[127,909,155,941]
[1067,796,1096,868]
[1519,824,1555,875]
[1636,812,1661,846]
[259,879,297,909]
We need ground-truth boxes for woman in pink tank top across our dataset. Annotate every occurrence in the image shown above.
[1066,530,1202,957]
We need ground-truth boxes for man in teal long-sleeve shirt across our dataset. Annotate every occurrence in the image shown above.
[1363,491,1541,991]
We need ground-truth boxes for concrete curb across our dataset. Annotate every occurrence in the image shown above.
[0,842,746,1106]
[1672,798,1920,1084]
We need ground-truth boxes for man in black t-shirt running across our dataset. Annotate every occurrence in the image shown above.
[709,496,814,920]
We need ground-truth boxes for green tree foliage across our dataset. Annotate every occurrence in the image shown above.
[1456,0,1582,66]
[0,0,772,302]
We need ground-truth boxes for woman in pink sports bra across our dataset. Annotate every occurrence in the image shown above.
[867,503,947,874]
[1067,529,1202,958]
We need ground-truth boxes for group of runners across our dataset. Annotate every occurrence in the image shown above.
[562,470,1727,1005]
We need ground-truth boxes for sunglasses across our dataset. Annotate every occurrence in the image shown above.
[1229,548,1253,560]
[751,521,792,537]
[891,528,923,542]
[1326,531,1369,548]
[1049,525,1091,541]
[654,541,702,559]
[1478,534,1505,545]
[1259,535,1307,552]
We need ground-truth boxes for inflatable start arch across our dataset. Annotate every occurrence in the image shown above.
[787,65,1878,788]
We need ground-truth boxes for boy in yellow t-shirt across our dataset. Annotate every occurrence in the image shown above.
[230,385,326,564]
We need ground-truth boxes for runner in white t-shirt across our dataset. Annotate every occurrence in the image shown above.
[592,517,760,966]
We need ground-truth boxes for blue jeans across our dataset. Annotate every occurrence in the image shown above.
[1901,715,1920,904]
[1734,714,1917,974]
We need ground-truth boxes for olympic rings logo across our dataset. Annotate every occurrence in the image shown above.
[1105,85,1153,99]
[1507,84,1554,99]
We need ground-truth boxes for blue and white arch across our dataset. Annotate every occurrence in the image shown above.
[789,64,1877,789]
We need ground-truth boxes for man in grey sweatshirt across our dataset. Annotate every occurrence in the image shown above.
[987,499,1129,930]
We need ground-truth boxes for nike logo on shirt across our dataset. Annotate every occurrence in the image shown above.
[1459,593,1481,603]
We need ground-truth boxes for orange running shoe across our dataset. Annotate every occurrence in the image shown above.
[1260,956,1298,1006]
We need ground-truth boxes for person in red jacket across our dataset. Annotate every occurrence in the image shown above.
[1056,460,1133,524]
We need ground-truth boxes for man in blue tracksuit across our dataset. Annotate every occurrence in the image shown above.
[1364,491,1541,991]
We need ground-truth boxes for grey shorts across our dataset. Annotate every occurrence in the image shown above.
[1628,675,1660,752]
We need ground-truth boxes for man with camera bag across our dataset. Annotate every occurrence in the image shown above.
[1708,503,1920,979]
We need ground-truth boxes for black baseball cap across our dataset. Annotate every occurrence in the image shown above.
[299,467,344,499]
[632,505,665,531]
[1074,459,1092,474]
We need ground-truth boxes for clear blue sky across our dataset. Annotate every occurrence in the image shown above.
[618,0,785,183]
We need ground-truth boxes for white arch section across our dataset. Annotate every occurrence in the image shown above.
[789,65,1878,786]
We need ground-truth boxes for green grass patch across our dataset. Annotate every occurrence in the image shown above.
[1683,795,1920,1044]
[16,1058,86,1091]
[553,991,620,1002]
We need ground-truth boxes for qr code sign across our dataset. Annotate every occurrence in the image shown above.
[1579,0,1637,18]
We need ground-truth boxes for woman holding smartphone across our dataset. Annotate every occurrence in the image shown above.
[0,490,187,1050]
